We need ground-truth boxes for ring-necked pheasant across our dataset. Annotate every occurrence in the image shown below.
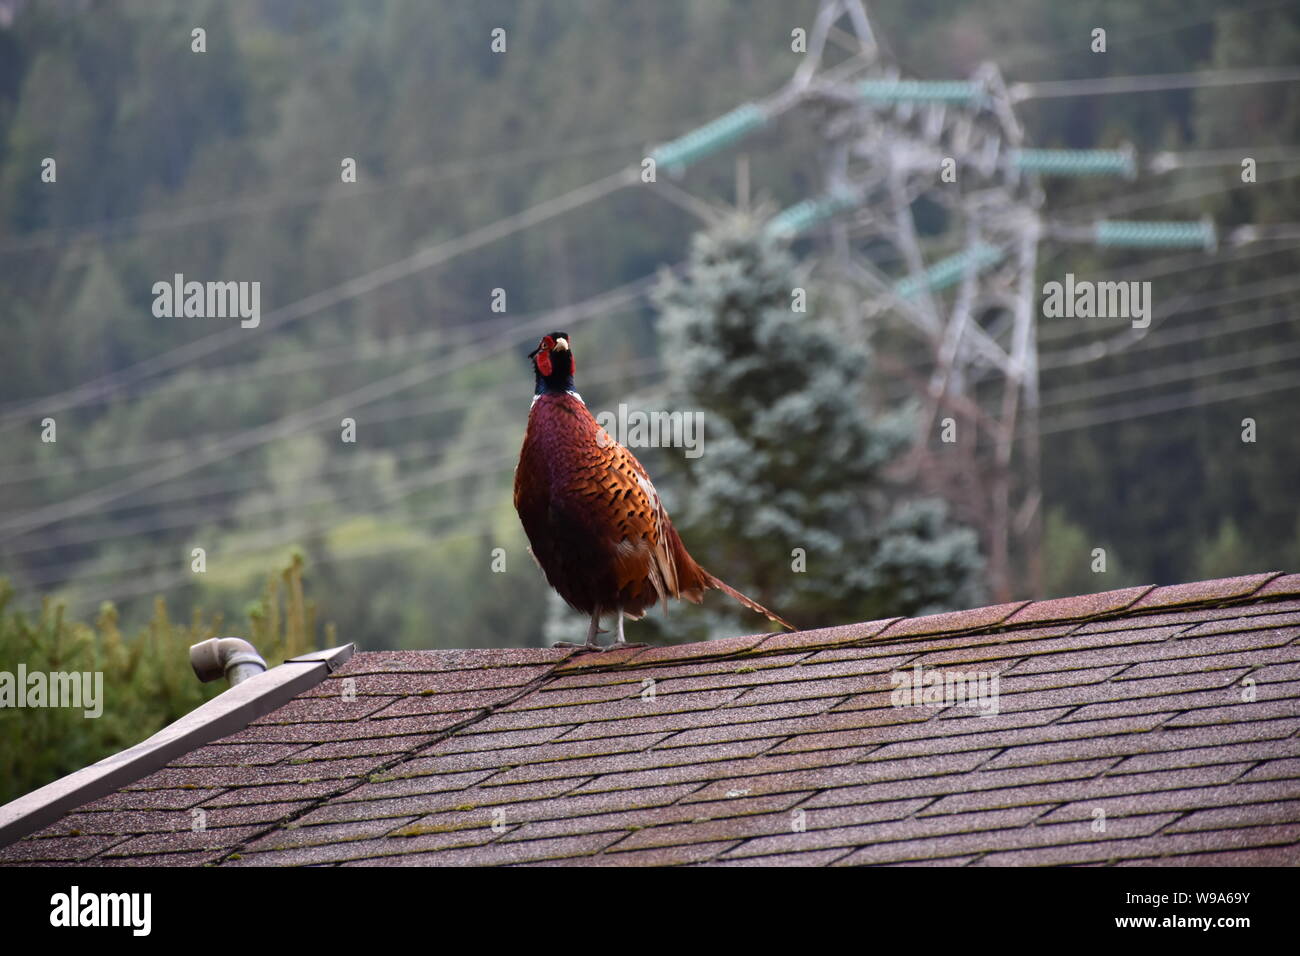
[514,331,794,651]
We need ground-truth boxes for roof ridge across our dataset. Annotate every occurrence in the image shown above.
[551,572,1294,675]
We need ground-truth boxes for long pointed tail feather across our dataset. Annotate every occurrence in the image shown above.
[707,573,796,631]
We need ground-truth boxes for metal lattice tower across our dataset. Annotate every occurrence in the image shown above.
[775,0,1047,601]
[640,0,1233,602]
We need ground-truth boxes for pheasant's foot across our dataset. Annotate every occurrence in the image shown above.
[551,641,603,652]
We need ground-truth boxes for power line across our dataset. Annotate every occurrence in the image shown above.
[12,450,516,589]
[0,127,685,255]
[13,370,676,588]
[44,366,681,601]
[0,441,511,557]
[3,359,675,581]
[877,259,1300,404]
[1229,223,1300,244]
[1039,270,1300,369]
[1036,240,1300,344]
[0,51,835,429]
[0,276,650,542]
[1010,66,1300,102]
[1120,304,1295,352]
[1052,163,1300,223]
[1039,366,1300,436]
[65,513,500,617]
[0,279,662,428]
[1150,146,1300,172]
[0,361,663,521]
[999,0,1296,73]
[0,167,640,429]
[1054,301,1293,360]
[44,368,685,608]
[1028,169,1300,313]
[0,303,661,488]
[1041,340,1300,410]
[873,242,1300,394]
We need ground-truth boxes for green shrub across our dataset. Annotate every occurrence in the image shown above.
[0,555,325,805]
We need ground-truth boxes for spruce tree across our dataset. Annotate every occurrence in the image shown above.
[589,216,984,643]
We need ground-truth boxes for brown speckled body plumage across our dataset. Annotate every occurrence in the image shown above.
[513,332,792,647]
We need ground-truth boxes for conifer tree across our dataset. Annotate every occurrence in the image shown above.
[639,216,986,640]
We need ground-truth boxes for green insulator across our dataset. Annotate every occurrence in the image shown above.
[896,244,1004,298]
[1094,220,1216,249]
[649,103,768,173]
[766,191,859,237]
[1014,148,1135,177]
[856,79,987,105]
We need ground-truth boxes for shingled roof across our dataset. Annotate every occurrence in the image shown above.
[3,572,1299,866]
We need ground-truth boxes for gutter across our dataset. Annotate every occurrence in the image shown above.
[0,643,354,848]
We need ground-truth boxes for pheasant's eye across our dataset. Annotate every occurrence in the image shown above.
[539,335,555,351]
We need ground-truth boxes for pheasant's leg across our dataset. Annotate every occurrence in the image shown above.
[552,609,604,651]
[603,605,648,651]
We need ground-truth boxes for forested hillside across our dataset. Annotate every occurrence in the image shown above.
[1,0,1297,654]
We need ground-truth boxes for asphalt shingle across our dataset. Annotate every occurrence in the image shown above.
[2,572,1297,867]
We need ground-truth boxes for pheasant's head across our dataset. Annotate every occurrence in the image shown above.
[529,331,574,394]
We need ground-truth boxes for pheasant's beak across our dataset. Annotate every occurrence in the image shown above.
[553,337,569,352]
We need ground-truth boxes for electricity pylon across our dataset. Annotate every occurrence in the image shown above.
[645,0,1223,601]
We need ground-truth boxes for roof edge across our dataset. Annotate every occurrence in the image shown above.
[0,643,354,848]
[556,572,1294,675]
